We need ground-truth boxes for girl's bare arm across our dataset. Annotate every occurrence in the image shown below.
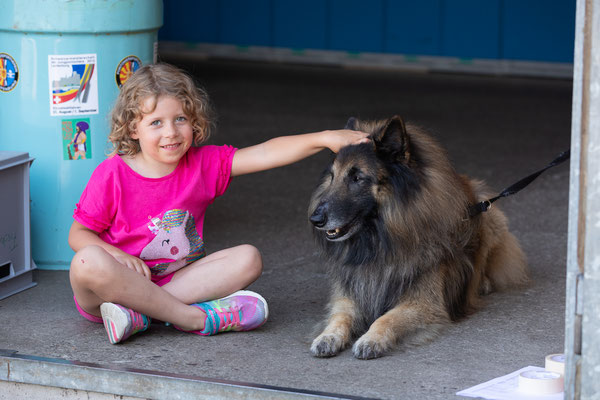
[231,129,369,177]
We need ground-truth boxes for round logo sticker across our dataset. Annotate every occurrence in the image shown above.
[115,55,142,88]
[0,53,19,92]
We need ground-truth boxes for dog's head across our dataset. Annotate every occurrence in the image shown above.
[309,115,417,242]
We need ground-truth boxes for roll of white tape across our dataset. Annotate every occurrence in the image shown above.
[545,353,566,375]
[518,370,564,395]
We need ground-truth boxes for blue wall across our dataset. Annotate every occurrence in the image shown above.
[160,0,576,63]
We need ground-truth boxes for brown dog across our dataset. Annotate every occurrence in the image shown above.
[308,116,528,359]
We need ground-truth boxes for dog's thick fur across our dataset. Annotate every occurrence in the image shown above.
[308,116,528,359]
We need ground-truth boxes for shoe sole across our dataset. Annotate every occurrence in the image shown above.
[100,302,128,344]
[222,290,269,324]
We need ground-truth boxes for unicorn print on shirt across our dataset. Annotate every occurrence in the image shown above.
[140,209,206,276]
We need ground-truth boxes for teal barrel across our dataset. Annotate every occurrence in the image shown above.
[0,0,163,269]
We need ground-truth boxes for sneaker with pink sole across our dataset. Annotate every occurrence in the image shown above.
[179,290,268,336]
[100,303,151,344]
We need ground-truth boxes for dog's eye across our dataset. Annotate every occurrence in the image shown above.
[349,168,365,184]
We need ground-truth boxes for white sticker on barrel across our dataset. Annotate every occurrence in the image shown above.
[518,370,564,395]
[545,353,565,375]
[48,53,99,116]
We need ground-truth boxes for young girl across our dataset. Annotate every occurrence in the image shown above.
[68,63,369,344]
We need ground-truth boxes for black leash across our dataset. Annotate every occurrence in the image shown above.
[468,149,571,218]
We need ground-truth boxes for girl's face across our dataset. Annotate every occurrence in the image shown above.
[131,95,193,177]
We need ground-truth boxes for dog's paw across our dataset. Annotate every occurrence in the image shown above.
[310,334,346,357]
[352,336,386,360]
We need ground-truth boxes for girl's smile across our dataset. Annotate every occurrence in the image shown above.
[161,143,181,150]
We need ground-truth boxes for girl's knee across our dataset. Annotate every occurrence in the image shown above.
[238,244,263,280]
[70,245,112,286]
[72,245,101,267]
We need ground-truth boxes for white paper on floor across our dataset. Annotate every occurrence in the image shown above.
[457,366,564,400]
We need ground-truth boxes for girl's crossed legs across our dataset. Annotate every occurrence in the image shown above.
[70,244,263,332]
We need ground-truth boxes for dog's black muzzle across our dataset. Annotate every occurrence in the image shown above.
[310,203,328,228]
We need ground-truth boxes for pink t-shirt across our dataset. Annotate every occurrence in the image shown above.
[73,145,236,278]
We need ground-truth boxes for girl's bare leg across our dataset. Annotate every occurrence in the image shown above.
[162,244,263,304]
[69,244,263,331]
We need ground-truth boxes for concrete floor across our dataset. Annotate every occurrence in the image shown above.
[0,58,572,399]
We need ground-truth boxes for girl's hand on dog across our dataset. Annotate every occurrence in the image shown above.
[324,129,371,153]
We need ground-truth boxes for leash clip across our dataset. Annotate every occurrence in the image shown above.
[466,200,493,220]
[482,200,492,212]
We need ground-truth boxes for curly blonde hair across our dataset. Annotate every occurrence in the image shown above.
[108,63,214,156]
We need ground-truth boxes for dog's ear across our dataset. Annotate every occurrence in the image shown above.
[344,117,358,130]
[373,116,410,163]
